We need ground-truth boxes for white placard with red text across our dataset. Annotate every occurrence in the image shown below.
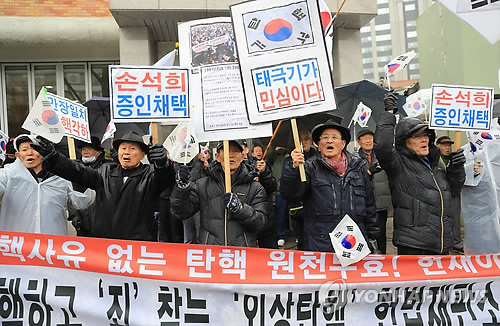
[109,65,190,123]
[430,84,493,131]
[230,0,336,124]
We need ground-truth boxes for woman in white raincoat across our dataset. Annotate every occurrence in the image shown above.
[461,141,500,254]
[0,135,93,235]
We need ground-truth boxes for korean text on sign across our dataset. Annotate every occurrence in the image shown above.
[430,85,493,131]
[110,66,190,122]
[46,93,90,142]
[252,58,324,112]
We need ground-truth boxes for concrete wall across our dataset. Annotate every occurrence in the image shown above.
[417,2,500,93]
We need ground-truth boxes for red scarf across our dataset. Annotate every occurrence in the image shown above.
[323,152,348,176]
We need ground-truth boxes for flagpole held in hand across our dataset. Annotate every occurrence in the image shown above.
[262,120,282,161]
[291,118,306,182]
[67,136,76,160]
[223,140,231,246]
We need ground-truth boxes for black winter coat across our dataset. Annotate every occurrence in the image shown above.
[375,112,465,253]
[170,162,270,247]
[68,154,109,236]
[44,153,174,241]
[281,151,379,252]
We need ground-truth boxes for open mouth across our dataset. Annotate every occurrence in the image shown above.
[122,157,131,162]
[326,146,334,150]
[26,158,35,163]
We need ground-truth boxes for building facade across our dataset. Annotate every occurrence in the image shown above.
[1,0,376,137]
[360,0,433,83]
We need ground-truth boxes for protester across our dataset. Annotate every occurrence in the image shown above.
[0,135,93,235]
[68,136,110,236]
[357,127,392,254]
[461,136,500,254]
[244,142,278,248]
[32,131,174,241]
[281,118,380,252]
[252,144,263,160]
[375,93,466,255]
[436,135,463,251]
[183,150,212,244]
[170,140,269,247]
[287,129,319,250]
[266,145,290,247]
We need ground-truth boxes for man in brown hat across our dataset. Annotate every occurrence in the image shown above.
[281,118,380,252]
[32,131,173,241]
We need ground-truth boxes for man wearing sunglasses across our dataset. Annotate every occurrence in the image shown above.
[375,93,466,255]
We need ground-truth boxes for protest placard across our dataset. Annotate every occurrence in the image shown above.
[109,65,190,123]
[430,84,493,131]
[230,0,336,124]
[178,17,272,142]
[45,92,91,143]
[2,230,500,325]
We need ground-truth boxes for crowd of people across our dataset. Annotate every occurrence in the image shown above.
[1,93,499,256]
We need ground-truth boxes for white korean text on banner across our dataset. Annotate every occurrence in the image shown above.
[46,92,91,142]
[230,0,336,123]
[2,231,500,325]
[178,17,272,142]
[430,84,493,131]
[109,65,189,123]
[22,88,66,143]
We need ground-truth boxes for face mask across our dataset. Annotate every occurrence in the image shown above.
[82,156,97,164]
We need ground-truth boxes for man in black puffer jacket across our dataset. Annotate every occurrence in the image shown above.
[375,93,466,255]
[281,118,380,252]
[170,140,270,247]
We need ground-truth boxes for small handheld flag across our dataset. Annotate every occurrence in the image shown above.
[352,102,372,128]
[164,121,199,164]
[329,215,371,267]
[385,50,416,77]
[21,88,65,143]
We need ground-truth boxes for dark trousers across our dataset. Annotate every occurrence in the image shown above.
[275,195,288,240]
[397,246,449,255]
[376,210,388,254]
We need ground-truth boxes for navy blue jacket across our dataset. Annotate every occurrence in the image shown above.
[281,151,379,252]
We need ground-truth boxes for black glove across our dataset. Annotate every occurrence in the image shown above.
[30,136,56,158]
[176,164,191,188]
[223,193,243,215]
[384,92,398,114]
[147,144,168,169]
[368,239,382,254]
[368,162,382,175]
[449,148,466,167]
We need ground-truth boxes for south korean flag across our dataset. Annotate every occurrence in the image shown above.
[329,215,371,267]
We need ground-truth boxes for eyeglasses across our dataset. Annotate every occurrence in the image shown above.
[320,134,342,141]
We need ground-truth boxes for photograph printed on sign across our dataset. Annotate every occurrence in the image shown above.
[243,1,314,55]
[190,22,238,67]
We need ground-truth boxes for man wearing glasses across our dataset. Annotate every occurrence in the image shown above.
[375,93,466,255]
[281,117,380,253]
